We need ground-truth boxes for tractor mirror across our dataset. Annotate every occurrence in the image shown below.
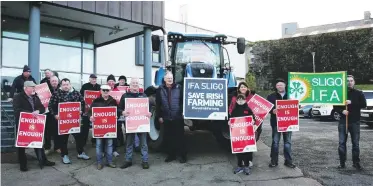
[152,35,160,51]
[237,37,245,54]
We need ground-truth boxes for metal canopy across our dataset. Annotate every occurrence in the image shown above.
[1,1,165,47]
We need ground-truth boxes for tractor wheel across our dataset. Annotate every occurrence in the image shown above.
[147,94,166,152]
[212,120,231,152]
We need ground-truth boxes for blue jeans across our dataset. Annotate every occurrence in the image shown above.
[338,119,360,164]
[134,134,140,147]
[270,123,292,163]
[125,133,148,162]
[96,138,113,164]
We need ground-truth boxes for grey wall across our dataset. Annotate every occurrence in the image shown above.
[49,1,164,28]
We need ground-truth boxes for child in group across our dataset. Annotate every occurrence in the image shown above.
[230,94,256,175]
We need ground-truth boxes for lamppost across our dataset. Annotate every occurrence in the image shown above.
[311,52,316,73]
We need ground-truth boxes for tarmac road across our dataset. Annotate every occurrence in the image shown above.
[260,117,373,186]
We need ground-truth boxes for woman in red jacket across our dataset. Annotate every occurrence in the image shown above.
[229,82,254,115]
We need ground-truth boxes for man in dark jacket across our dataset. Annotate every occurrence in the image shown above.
[334,75,366,170]
[40,69,54,92]
[80,74,101,147]
[48,78,89,164]
[267,78,296,168]
[9,65,36,101]
[88,85,118,170]
[13,81,55,171]
[118,77,152,169]
[44,75,61,154]
[156,72,187,163]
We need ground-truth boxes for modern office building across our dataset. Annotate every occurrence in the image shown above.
[0,1,165,152]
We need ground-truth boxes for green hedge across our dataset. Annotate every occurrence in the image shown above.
[250,28,373,89]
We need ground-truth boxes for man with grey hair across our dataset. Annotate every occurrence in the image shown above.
[156,71,186,163]
[13,81,55,171]
[118,77,152,169]
[40,69,54,92]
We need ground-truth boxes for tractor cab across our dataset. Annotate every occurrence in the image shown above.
[151,32,245,87]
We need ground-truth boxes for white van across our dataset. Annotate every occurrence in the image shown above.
[360,90,373,127]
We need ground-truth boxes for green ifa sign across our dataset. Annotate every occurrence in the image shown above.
[288,71,347,105]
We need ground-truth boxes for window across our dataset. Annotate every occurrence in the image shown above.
[135,36,162,67]
[40,43,81,72]
[2,38,28,68]
[57,72,82,90]
[83,49,94,73]
[285,28,288,34]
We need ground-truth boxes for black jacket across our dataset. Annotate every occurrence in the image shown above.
[334,88,367,123]
[48,88,85,116]
[115,83,129,88]
[13,92,45,125]
[80,83,101,97]
[230,103,255,119]
[40,77,53,93]
[267,92,288,125]
[88,95,118,118]
[10,74,36,98]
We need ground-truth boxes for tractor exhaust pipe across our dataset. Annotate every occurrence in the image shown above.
[161,28,169,68]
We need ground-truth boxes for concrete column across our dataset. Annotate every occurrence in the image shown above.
[28,2,41,82]
[93,45,97,74]
[143,28,152,88]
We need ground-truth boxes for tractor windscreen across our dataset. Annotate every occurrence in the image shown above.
[175,41,220,67]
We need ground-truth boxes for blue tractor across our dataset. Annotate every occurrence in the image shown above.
[145,31,246,151]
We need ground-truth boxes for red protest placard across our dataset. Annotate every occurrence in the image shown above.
[15,112,46,148]
[84,90,101,114]
[58,102,81,135]
[109,91,126,104]
[247,95,274,131]
[92,107,117,138]
[229,116,257,153]
[125,98,150,133]
[117,86,129,92]
[35,83,52,109]
[276,100,299,132]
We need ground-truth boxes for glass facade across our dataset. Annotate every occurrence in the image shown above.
[1,16,94,96]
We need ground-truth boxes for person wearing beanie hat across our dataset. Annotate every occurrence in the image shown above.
[116,75,129,87]
[266,78,296,169]
[107,74,119,91]
[8,65,36,101]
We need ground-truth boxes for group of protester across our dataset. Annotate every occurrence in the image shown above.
[10,65,365,174]
[10,65,186,171]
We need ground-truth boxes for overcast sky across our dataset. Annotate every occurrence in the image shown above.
[164,0,373,41]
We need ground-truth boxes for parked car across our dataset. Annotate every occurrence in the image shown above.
[299,105,313,118]
[360,90,373,127]
[312,104,340,121]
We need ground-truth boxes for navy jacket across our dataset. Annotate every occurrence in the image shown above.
[155,84,183,120]
[267,92,288,126]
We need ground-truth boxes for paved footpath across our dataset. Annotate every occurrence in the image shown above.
[1,131,321,186]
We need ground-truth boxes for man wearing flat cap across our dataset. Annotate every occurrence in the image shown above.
[8,65,36,102]
[13,81,55,171]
